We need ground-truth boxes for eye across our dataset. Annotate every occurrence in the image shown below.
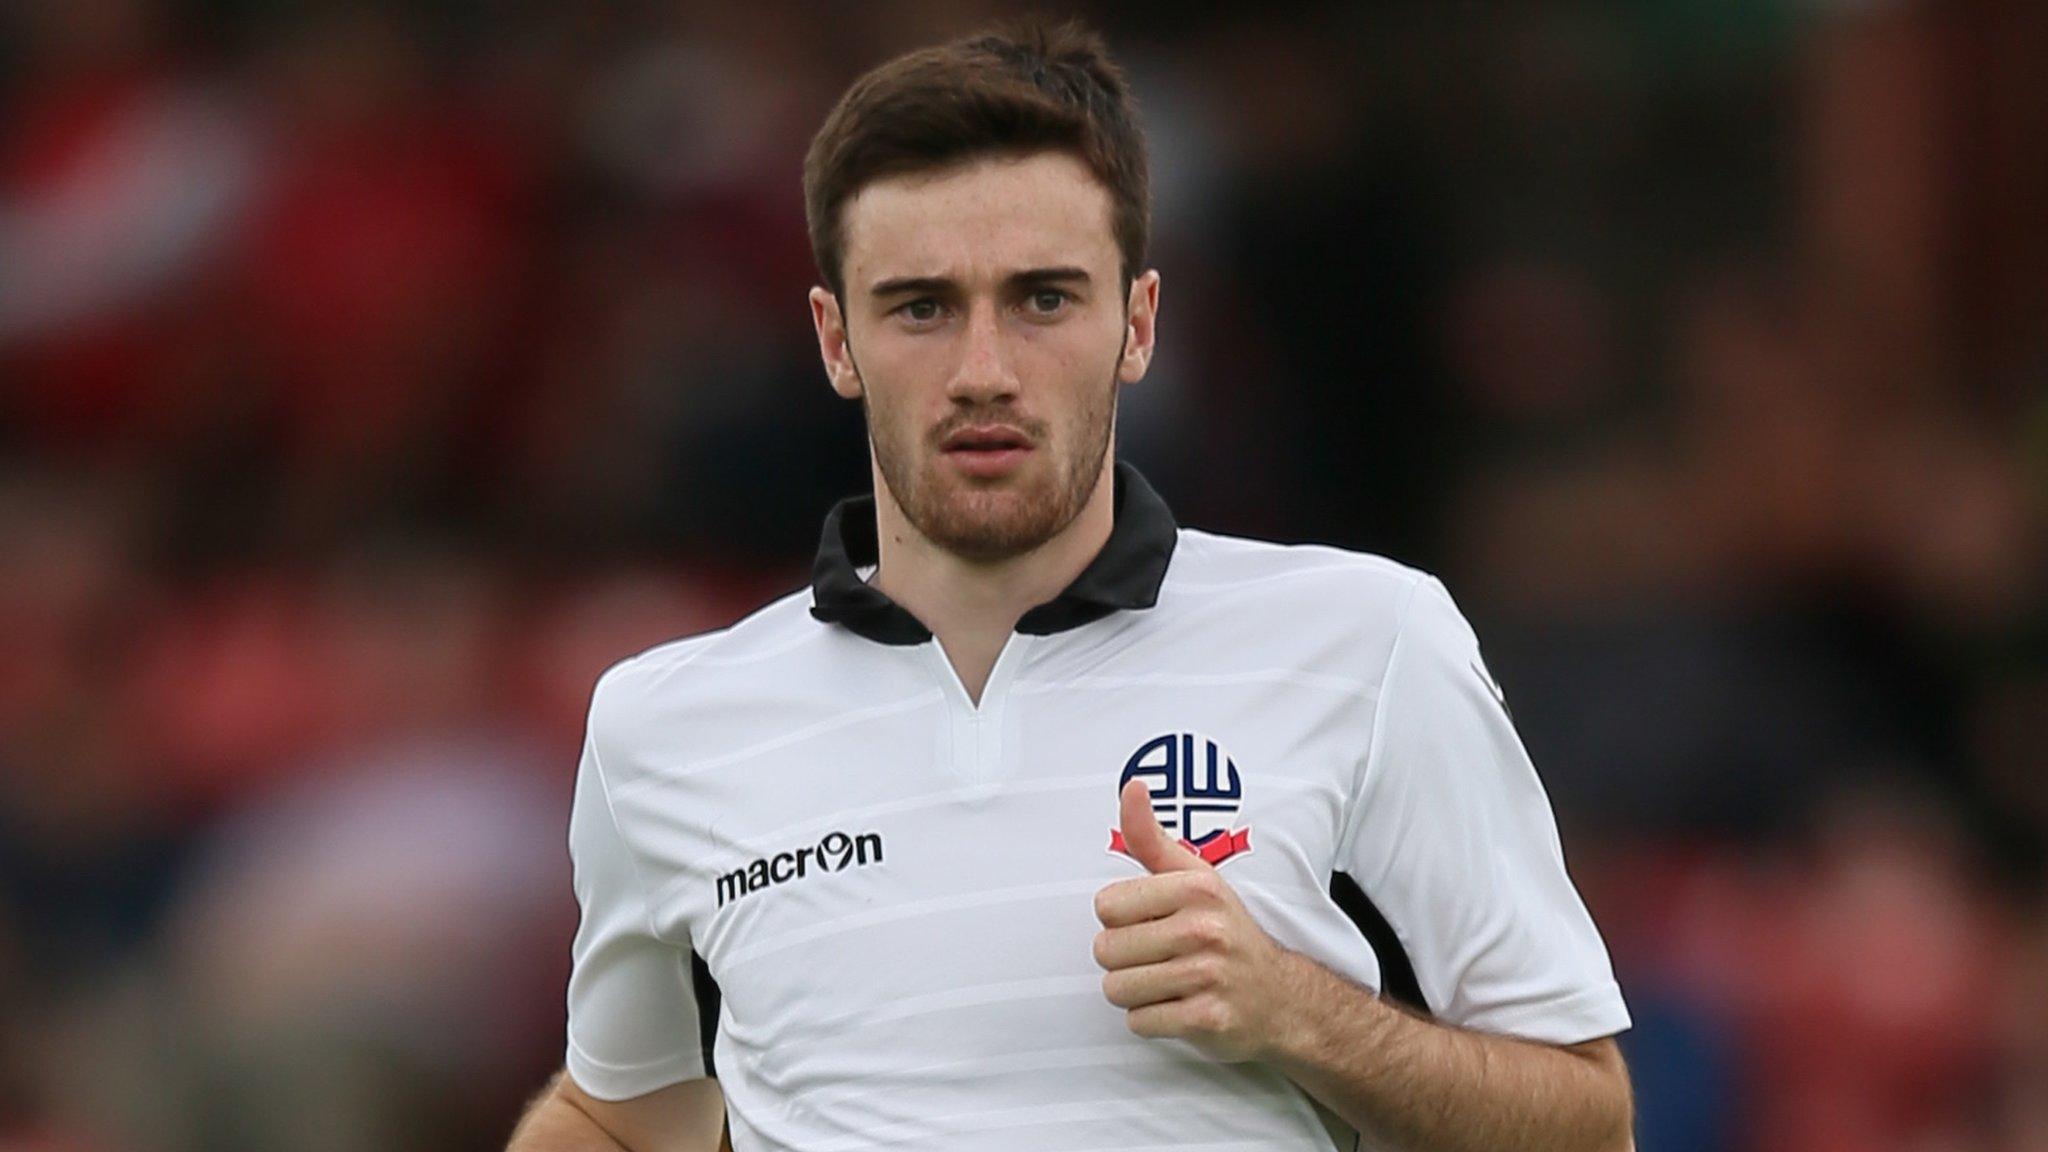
[1026,289,1071,316]
[895,298,944,325]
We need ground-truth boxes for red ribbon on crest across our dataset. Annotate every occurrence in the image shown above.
[1108,827,1252,866]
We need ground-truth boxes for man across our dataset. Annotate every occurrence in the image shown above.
[509,20,1633,1152]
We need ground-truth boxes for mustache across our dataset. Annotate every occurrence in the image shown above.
[927,409,1049,446]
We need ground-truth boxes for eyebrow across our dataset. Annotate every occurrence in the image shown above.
[867,266,1095,298]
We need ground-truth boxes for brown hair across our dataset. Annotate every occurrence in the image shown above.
[802,19,1150,299]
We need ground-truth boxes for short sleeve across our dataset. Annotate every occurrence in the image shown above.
[564,677,709,1099]
[1337,576,1630,1045]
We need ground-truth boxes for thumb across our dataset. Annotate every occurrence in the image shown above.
[1119,778,1207,874]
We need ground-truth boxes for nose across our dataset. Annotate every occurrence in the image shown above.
[946,299,1019,405]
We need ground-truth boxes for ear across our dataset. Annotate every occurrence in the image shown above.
[810,286,864,400]
[1117,269,1160,385]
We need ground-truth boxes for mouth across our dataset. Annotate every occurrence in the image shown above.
[940,424,1033,454]
[938,424,1035,478]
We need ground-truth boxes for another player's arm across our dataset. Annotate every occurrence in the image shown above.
[506,1069,729,1152]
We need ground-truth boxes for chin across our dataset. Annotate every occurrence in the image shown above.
[927,502,1055,560]
[914,477,1069,560]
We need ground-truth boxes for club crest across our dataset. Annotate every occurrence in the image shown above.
[1109,732,1253,867]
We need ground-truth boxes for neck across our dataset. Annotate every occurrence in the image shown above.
[869,457,1117,702]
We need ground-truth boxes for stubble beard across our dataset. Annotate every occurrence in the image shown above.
[865,375,1118,564]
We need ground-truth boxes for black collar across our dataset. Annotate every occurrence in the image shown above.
[809,461,1179,645]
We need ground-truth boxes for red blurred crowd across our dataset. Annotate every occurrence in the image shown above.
[1,3,2043,1151]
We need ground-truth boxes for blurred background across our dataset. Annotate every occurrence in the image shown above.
[0,1,2043,1149]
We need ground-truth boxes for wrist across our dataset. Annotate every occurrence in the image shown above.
[1261,948,1399,1071]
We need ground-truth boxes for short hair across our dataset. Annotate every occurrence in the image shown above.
[802,19,1150,299]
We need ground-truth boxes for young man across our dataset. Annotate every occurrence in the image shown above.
[509,21,1633,1152]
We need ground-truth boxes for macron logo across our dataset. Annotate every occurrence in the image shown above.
[716,830,884,907]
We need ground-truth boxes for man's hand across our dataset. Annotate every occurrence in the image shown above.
[1092,778,1301,1062]
[1091,779,1633,1151]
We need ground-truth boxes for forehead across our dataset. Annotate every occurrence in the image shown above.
[840,151,1118,290]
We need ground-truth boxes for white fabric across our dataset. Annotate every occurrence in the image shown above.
[566,727,707,1096]
[1337,576,1627,1043]
[564,530,1629,1149]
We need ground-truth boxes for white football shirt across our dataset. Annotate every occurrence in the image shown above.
[565,463,1629,1151]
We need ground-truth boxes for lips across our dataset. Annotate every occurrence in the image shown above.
[940,425,1032,453]
[937,422,1035,479]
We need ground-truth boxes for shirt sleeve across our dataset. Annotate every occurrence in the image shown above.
[564,677,710,1099]
[1336,576,1630,1045]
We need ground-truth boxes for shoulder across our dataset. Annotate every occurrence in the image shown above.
[1163,527,1435,619]
[588,587,821,731]
[1136,529,1456,687]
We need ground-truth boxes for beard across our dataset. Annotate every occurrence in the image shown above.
[862,372,1118,564]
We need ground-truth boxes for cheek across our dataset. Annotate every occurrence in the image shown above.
[850,344,920,414]
[1021,320,1122,388]
[858,371,935,456]
[856,332,947,399]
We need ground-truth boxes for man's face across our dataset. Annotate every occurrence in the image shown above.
[810,151,1158,562]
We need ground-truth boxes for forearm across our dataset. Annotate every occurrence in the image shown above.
[506,1069,729,1152]
[506,1078,630,1152]
[1264,951,1632,1152]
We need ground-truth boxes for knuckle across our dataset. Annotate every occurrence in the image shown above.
[1197,998,1233,1035]
[1091,930,1114,968]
